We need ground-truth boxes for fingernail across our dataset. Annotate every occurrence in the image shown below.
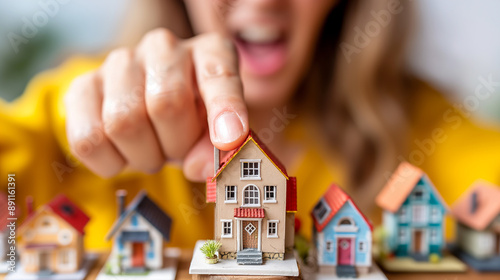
[214,111,244,143]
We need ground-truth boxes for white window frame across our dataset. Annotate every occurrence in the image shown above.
[57,249,76,271]
[325,240,334,252]
[430,206,441,223]
[37,215,59,234]
[430,228,439,244]
[264,185,277,203]
[242,184,261,207]
[398,206,408,222]
[225,185,237,203]
[398,227,408,244]
[412,204,428,224]
[57,229,74,245]
[221,220,233,238]
[334,217,359,232]
[240,159,262,180]
[313,198,331,224]
[358,241,369,253]
[267,220,279,238]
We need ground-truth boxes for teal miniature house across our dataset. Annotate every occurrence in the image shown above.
[375,162,448,261]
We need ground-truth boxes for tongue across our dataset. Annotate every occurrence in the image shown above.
[236,40,286,76]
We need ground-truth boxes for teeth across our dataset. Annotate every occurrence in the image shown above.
[239,24,281,44]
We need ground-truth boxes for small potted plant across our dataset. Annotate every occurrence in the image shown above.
[200,240,222,264]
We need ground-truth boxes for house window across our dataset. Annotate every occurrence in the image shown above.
[398,207,408,222]
[412,205,428,224]
[398,228,407,244]
[243,185,260,206]
[37,216,58,234]
[313,199,331,223]
[131,214,138,226]
[221,220,232,238]
[430,207,440,223]
[413,189,424,200]
[264,186,277,202]
[339,218,353,226]
[241,160,261,179]
[268,220,278,238]
[325,240,333,252]
[58,229,73,245]
[358,241,368,253]
[58,249,75,270]
[225,185,237,203]
[430,229,439,244]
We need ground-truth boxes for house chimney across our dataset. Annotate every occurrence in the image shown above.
[470,191,478,214]
[214,146,220,176]
[116,190,127,217]
[26,196,34,216]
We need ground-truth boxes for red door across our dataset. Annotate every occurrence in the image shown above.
[132,243,145,267]
[337,238,353,265]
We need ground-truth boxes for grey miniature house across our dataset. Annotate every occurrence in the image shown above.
[105,190,172,274]
[451,181,500,270]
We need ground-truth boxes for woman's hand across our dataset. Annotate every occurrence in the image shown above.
[64,29,249,181]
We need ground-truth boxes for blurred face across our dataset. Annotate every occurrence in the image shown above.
[184,0,337,110]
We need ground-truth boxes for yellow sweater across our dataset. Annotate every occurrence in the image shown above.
[1,56,500,249]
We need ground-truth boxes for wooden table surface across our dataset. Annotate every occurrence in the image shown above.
[2,249,499,280]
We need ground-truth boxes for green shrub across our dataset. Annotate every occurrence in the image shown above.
[201,240,222,259]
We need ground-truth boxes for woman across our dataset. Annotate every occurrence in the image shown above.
[1,0,499,249]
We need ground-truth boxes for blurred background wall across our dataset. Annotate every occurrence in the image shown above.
[0,0,499,127]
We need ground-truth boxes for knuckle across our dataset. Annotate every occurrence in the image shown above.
[104,48,134,68]
[65,72,98,104]
[68,127,104,160]
[143,28,177,48]
[147,85,191,118]
[103,104,147,137]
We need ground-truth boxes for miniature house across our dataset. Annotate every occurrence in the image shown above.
[312,184,373,278]
[375,162,448,261]
[105,190,172,273]
[17,195,90,274]
[451,181,500,260]
[206,131,297,265]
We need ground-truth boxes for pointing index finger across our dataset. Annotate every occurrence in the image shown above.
[187,33,249,151]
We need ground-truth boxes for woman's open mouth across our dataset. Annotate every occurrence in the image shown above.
[233,23,287,76]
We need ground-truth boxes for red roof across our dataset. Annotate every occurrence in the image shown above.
[311,184,373,232]
[234,208,265,218]
[47,195,90,235]
[19,194,90,235]
[0,193,10,229]
[206,177,217,203]
[286,177,297,212]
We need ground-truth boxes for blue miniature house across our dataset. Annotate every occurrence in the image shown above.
[375,162,448,261]
[105,190,172,274]
[312,184,373,277]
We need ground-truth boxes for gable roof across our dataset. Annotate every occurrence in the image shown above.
[311,184,372,232]
[375,162,448,213]
[206,130,297,211]
[451,180,500,231]
[18,194,90,235]
[211,130,288,181]
[106,191,172,241]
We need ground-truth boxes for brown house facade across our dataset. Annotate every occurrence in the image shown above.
[18,195,89,274]
[207,131,297,264]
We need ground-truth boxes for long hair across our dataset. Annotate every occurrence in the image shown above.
[298,0,415,209]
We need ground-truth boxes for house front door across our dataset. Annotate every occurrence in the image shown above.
[39,251,51,271]
[131,242,145,267]
[337,238,354,265]
[242,221,258,250]
[413,230,423,253]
